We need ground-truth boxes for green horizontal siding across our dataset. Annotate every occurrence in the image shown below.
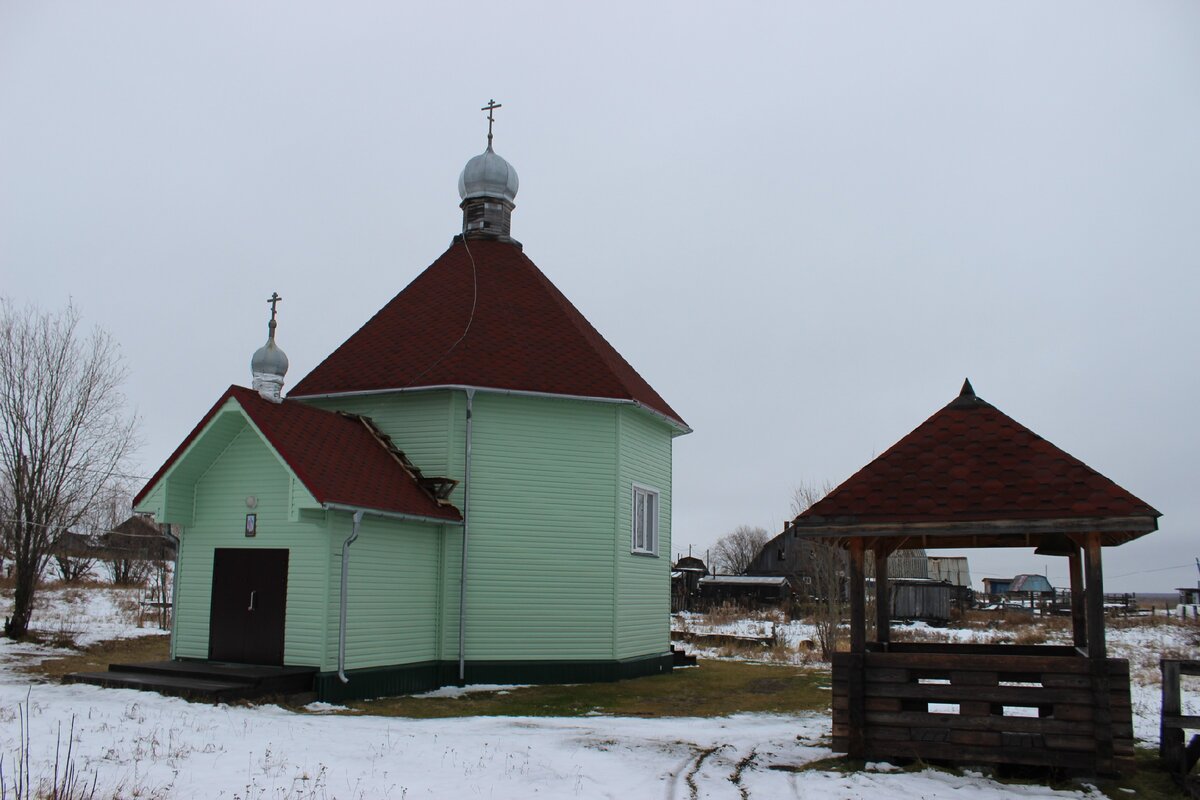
[446,393,618,661]
[616,406,673,660]
[174,422,329,666]
[325,512,445,672]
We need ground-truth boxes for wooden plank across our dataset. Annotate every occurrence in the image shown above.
[882,643,1079,658]
[1044,734,1102,752]
[864,710,1098,736]
[846,650,866,759]
[865,668,910,683]
[949,730,1002,747]
[1162,715,1200,729]
[860,738,1098,770]
[1069,547,1087,649]
[864,652,1092,672]
[950,671,999,686]
[1084,532,1106,659]
[863,682,1094,705]
[1041,674,1091,689]
[849,540,866,654]
[1053,704,1094,722]
[865,697,903,712]
[874,545,891,646]
[1090,651,1115,775]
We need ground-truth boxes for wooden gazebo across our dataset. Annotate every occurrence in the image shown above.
[790,380,1160,775]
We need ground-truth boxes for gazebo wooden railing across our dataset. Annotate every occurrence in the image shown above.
[824,534,1140,775]
[832,643,1134,771]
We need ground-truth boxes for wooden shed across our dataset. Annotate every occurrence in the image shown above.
[890,579,953,623]
[789,380,1160,775]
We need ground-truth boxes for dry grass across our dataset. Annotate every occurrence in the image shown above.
[698,603,788,627]
[20,634,170,681]
[344,659,831,719]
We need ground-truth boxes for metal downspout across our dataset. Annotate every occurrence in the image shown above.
[458,389,475,684]
[338,509,364,684]
[164,525,181,658]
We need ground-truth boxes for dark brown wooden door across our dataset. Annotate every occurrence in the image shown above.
[209,548,289,665]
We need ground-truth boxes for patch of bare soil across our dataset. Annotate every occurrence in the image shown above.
[20,634,170,681]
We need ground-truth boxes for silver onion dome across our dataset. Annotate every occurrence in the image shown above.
[458,146,519,203]
[251,339,289,378]
[251,294,289,402]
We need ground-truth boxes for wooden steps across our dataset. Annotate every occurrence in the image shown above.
[671,645,697,667]
[65,660,317,703]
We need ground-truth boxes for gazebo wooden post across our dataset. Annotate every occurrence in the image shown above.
[847,538,867,758]
[1084,532,1106,659]
[873,542,891,647]
[849,538,866,653]
[1068,545,1087,650]
[1083,531,1114,772]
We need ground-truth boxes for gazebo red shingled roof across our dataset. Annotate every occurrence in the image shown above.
[287,238,687,430]
[134,386,461,522]
[792,379,1159,548]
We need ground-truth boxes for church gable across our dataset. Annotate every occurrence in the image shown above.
[135,386,461,524]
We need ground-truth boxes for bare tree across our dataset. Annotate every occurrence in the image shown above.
[0,299,138,638]
[711,525,771,575]
[94,491,152,586]
[790,481,846,659]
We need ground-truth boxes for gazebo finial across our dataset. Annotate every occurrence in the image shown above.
[960,377,975,397]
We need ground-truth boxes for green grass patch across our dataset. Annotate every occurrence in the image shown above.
[335,659,832,719]
[1087,748,1192,799]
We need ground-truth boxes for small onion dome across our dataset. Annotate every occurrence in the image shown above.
[251,339,289,378]
[251,333,289,403]
[458,146,519,203]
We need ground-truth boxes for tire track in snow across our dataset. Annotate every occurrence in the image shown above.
[684,745,724,800]
[729,747,757,800]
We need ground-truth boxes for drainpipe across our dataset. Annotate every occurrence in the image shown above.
[337,509,364,684]
[163,525,181,657]
[458,389,475,684]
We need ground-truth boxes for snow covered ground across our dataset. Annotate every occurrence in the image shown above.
[0,587,1192,798]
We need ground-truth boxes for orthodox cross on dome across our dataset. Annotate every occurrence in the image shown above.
[481,99,502,148]
[267,292,282,338]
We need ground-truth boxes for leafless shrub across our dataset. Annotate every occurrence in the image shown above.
[0,691,97,800]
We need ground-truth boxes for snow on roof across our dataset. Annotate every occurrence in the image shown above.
[699,576,789,586]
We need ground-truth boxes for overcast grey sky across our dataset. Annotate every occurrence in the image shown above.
[3,2,1197,592]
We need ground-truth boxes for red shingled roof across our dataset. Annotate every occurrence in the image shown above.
[288,238,687,428]
[133,386,461,522]
[796,381,1159,530]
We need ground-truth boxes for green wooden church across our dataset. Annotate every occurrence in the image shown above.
[133,121,690,700]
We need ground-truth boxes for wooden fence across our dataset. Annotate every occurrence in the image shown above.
[1160,659,1200,778]
[832,643,1134,774]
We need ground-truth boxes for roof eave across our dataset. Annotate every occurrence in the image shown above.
[321,502,462,526]
[287,383,692,434]
[788,514,1159,549]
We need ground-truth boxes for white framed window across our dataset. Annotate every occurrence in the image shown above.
[631,483,660,555]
